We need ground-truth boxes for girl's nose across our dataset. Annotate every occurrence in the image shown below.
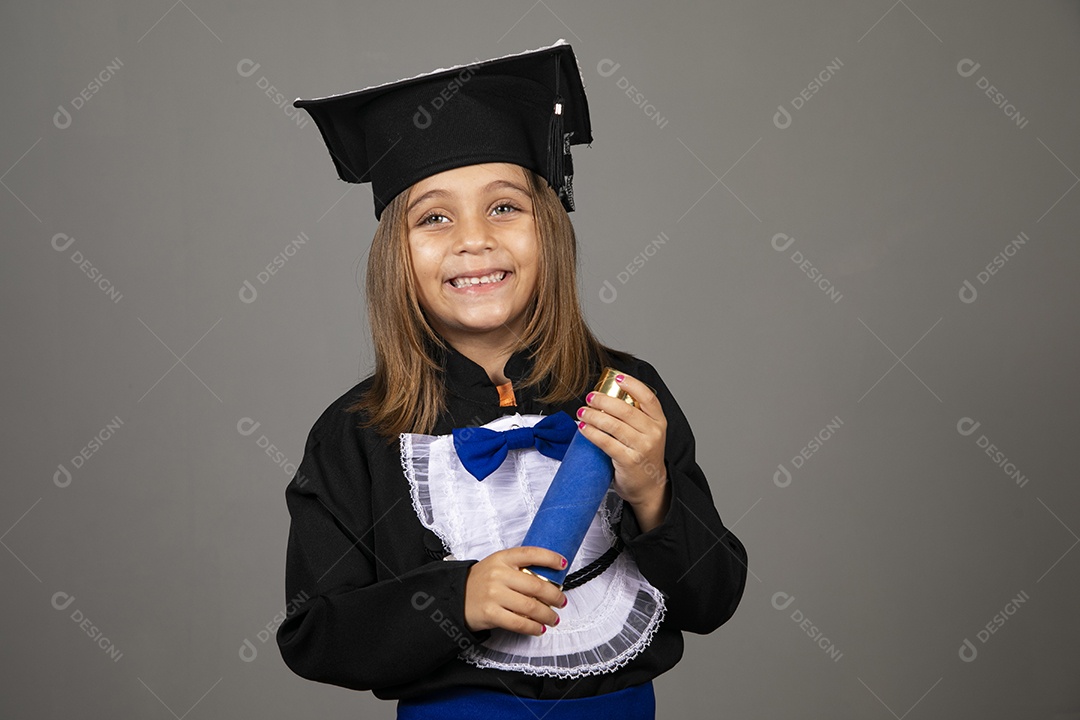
[453,212,497,252]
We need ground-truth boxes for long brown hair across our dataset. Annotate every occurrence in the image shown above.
[348,166,631,439]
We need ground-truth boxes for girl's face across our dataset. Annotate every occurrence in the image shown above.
[406,162,539,346]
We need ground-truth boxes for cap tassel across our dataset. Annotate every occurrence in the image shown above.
[546,54,574,211]
[546,96,568,207]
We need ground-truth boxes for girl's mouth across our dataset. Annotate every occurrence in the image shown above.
[446,270,511,292]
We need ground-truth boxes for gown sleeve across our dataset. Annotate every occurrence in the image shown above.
[275,408,492,691]
[615,360,749,634]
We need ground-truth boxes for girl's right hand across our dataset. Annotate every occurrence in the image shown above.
[464,547,568,636]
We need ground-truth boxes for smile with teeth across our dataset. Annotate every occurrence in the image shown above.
[449,271,507,289]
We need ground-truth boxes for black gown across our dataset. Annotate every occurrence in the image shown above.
[275,340,748,701]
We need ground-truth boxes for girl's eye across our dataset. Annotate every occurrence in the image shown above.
[491,203,521,216]
[418,212,449,226]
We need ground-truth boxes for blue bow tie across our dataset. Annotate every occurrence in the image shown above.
[452,411,578,481]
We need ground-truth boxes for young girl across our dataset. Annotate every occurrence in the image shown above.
[276,41,748,719]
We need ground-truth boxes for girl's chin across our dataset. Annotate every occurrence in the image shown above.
[437,315,527,336]
[451,321,515,334]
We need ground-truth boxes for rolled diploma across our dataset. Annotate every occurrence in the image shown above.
[521,430,613,586]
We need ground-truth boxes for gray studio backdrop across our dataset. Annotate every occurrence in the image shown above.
[2,1,1078,718]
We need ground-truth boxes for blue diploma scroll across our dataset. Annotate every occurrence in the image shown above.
[521,429,613,586]
[518,367,641,587]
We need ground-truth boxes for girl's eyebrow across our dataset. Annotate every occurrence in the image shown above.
[406,188,449,215]
[485,179,531,198]
[407,179,532,215]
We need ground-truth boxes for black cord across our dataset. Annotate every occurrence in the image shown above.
[562,538,623,591]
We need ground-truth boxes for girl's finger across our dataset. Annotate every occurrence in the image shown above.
[493,607,549,636]
[578,401,628,441]
[502,565,561,605]
[582,391,639,432]
[503,590,560,629]
[577,420,630,465]
[504,545,566,572]
[611,372,665,423]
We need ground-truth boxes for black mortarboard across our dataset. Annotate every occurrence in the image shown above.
[293,40,591,220]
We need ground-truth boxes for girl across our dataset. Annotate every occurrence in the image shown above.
[277,41,748,719]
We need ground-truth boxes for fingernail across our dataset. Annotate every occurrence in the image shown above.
[554,615,560,626]
[560,557,567,568]
[577,421,585,430]
[576,407,585,418]
[540,625,547,634]
[615,374,625,383]
[586,392,595,403]
[561,596,568,608]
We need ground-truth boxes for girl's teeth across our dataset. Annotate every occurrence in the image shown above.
[452,271,505,288]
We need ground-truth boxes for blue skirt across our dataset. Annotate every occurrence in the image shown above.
[397,680,655,720]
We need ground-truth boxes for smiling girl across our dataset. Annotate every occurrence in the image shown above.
[277,41,748,719]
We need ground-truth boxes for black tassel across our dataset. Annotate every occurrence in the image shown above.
[546,95,566,203]
[546,53,574,211]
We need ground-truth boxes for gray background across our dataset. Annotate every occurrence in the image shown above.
[2,1,1078,718]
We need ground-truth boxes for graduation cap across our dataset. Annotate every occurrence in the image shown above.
[293,40,592,220]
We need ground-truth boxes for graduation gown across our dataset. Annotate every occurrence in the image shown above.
[275,341,748,701]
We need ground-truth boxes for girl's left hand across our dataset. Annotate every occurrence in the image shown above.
[576,372,669,507]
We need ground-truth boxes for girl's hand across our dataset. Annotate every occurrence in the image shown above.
[463,546,568,636]
[576,372,670,512]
